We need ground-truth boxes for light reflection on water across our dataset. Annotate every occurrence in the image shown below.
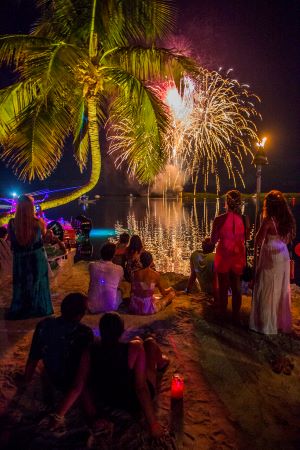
[44,195,299,281]
[112,197,238,275]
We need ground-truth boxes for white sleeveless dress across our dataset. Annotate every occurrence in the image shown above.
[249,220,292,335]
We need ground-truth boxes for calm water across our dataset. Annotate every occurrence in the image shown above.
[46,195,300,282]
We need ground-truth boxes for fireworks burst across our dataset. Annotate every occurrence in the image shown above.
[107,67,260,193]
[163,70,260,192]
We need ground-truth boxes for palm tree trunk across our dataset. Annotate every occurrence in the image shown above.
[40,96,101,210]
[0,98,101,225]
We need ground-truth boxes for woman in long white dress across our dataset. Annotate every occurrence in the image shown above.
[250,190,296,334]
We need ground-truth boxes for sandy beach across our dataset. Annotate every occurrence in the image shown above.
[0,261,299,450]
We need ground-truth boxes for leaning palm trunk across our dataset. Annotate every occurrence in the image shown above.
[0,98,100,225]
[41,97,101,210]
[0,1,199,220]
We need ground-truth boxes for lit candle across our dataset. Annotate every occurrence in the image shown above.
[171,373,184,399]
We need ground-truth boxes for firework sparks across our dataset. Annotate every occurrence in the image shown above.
[163,70,260,192]
[107,68,260,193]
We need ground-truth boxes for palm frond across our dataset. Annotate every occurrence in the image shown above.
[104,46,200,85]
[105,68,170,182]
[0,99,72,180]
[0,81,39,143]
[107,97,167,182]
[0,35,51,68]
[33,0,77,41]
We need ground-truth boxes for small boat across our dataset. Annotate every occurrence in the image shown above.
[78,195,96,205]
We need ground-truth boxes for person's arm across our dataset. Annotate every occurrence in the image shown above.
[38,218,47,237]
[129,341,163,438]
[156,275,175,297]
[253,219,270,271]
[55,349,91,418]
[24,322,43,383]
[210,214,226,246]
[55,237,67,254]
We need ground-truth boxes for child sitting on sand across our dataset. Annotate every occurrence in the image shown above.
[129,251,175,315]
[186,238,218,300]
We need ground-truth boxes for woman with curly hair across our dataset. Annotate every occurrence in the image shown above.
[250,190,296,334]
[210,190,250,323]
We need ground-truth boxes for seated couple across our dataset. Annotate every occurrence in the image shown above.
[25,297,167,438]
[88,243,175,315]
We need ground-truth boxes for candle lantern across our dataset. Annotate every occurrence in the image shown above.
[171,373,184,399]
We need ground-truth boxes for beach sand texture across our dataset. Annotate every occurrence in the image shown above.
[0,262,300,449]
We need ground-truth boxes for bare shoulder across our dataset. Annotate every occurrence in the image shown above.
[150,268,160,281]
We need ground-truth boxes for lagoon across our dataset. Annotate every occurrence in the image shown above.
[46,195,300,282]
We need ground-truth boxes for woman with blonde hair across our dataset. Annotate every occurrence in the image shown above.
[250,190,296,334]
[6,195,53,319]
[210,190,250,323]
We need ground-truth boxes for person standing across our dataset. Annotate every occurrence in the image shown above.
[250,190,296,334]
[6,195,53,319]
[210,190,249,323]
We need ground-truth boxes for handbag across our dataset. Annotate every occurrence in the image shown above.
[241,215,253,282]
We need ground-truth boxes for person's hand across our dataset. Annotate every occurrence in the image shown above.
[39,413,65,431]
[150,421,164,438]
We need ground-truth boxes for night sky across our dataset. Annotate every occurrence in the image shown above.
[0,0,299,196]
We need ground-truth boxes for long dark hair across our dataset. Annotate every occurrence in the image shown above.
[127,234,143,256]
[14,195,38,246]
[263,190,296,240]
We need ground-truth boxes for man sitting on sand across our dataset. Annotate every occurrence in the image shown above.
[88,242,124,313]
[53,312,168,437]
[130,251,175,315]
[186,238,218,300]
[24,293,94,392]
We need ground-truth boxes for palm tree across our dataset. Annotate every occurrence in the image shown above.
[0,0,197,210]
